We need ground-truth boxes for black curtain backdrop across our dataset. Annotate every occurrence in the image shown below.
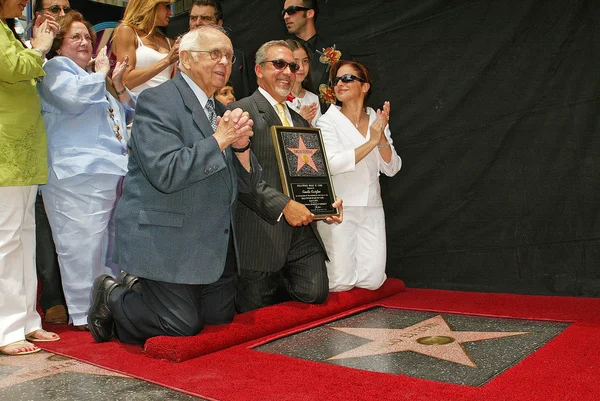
[168,0,599,296]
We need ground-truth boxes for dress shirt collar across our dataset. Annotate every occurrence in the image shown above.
[181,71,211,108]
[258,87,294,127]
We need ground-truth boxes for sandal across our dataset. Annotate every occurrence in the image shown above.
[0,340,41,356]
[25,329,60,343]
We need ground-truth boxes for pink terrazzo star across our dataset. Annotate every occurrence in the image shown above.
[327,315,530,367]
[287,136,319,172]
[0,351,126,388]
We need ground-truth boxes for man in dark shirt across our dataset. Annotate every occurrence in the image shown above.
[282,0,342,109]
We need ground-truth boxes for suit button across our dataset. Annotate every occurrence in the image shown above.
[224,228,229,234]
[204,169,209,174]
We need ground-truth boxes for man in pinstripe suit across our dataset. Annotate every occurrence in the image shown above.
[229,40,343,313]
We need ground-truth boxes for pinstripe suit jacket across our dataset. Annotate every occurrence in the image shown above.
[114,73,272,285]
[229,90,326,273]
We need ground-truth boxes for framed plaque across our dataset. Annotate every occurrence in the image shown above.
[270,126,339,219]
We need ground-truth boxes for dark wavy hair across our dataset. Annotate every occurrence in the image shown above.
[46,11,96,59]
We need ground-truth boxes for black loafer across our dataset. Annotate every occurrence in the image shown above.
[117,271,142,292]
[88,275,120,343]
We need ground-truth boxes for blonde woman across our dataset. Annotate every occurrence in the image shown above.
[111,0,179,96]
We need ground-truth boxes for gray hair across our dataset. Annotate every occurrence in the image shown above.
[179,25,229,56]
[255,40,290,66]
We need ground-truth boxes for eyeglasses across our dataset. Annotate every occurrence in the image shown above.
[261,59,300,73]
[281,5,310,17]
[68,33,92,44]
[43,5,72,14]
[332,74,366,86]
[188,49,236,64]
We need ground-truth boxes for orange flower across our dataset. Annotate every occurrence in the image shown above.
[317,45,342,66]
[319,84,337,105]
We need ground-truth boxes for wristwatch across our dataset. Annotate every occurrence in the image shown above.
[231,141,252,153]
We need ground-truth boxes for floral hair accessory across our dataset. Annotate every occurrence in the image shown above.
[319,84,336,105]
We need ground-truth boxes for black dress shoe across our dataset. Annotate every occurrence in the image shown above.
[117,271,142,292]
[88,275,120,343]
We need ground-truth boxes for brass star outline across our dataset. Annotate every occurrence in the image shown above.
[327,315,530,368]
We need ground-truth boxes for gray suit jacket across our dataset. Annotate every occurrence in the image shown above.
[114,73,273,285]
[229,90,326,273]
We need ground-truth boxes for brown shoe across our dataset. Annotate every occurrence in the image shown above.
[45,305,68,324]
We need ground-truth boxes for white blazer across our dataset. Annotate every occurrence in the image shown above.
[317,105,401,206]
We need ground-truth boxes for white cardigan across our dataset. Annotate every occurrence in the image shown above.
[316,105,401,206]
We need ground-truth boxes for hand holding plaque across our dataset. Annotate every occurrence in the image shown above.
[270,126,340,219]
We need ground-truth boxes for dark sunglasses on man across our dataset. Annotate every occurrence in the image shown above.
[281,5,310,18]
[262,59,300,73]
[332,74,366,86]
[44,5,72,14]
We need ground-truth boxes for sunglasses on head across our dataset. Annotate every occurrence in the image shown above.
[263,59,300,73]
[332,74,366,86]
[44,5,72,14]
[281,5,310,17]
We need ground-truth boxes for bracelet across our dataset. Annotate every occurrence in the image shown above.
[115,86,127,96]
[231,141,251,153]
[377,142,390,149]
[32,48,45,59]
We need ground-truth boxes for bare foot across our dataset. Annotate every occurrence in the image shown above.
[0,340,40,355]
[25,329,60,342]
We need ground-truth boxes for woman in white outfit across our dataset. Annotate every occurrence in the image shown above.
[38,12,135,330]
[316,60,401,292]
[111,0,178,97]
[285,39,321,127]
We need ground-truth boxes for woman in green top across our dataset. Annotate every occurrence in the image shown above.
[0,0,60,355]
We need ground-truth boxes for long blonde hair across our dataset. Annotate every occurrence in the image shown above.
[119,0,172,35]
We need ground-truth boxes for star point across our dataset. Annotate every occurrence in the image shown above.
[327,315,530,368]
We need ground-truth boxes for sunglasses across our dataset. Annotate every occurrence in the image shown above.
[262,59,300,73]
[43,5,72,14]
[281,5,310,17]
[332,74,366,86]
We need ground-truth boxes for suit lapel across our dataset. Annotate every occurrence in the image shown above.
[253,91,283,127]
[172,73,214,140]
[174,73,234,193]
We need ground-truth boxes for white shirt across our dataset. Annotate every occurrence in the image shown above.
[258,87,294,126]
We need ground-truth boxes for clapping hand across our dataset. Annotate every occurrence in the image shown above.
[94,46,111,76]
[299,102,319,125]
[369,101,390,146]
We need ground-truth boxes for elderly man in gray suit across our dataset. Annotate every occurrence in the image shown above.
[230,40,342,313]
[87,26,273,344]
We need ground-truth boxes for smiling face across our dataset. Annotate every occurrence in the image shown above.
[256,45,296,102]
[154,1,172,27]
[180,28,233,96]
[292,47,309,85]
[333,64,369,103]
[58,21,93,69]
[0,0,29,19]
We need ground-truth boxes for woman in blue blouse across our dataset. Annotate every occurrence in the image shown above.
[37,11,135,330]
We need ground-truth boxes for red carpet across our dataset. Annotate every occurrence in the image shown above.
[145,277,405,361]
[38,286,600,401]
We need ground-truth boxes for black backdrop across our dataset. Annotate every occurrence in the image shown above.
[167,1,598,296]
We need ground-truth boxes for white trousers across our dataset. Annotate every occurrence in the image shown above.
[42,172,121,326]
[0,186,42,347]
[317,206,387,292]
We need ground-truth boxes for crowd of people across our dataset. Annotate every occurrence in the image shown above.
[0,0,401,355]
